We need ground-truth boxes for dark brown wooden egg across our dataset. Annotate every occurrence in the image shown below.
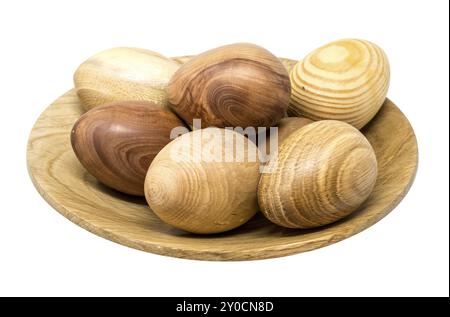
[167,43,291,128]
[71,101,188,196]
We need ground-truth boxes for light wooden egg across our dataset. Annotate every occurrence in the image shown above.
[167,43,291,128]
[258,120,378,229]
[74,47,180,111]
[145,128,260,234]
[289,39,390,129]
[71,101,187,196]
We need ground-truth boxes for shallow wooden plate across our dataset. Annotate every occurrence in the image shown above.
[27,58,418,260]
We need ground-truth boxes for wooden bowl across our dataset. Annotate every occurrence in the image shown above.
[27,57,418,260]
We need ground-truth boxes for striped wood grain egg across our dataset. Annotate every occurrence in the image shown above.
[289,39,390,129]
[258,120,378,229]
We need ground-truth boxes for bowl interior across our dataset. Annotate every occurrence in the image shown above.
[27,58,418,260]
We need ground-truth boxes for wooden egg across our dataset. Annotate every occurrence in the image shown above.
[258,120,378,229]
[167,43,291,128]
[71,101,187,196]
[74,47,180,111]
[289,39,390,129]
[145,128,260,234]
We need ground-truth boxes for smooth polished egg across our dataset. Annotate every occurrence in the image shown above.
[74,47,180,111]
[71,101,188,195]
[168,43,291,128]
[145,128,260,234]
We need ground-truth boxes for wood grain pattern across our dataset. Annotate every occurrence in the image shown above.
[168,43,291,128]
[71,101,187,196]
[260,117,313,158]
[275,117,314,145]
[289,39,390,129]
[74,47,180,111]
[259,120,378,228]
[27,58,418,261]
[145,128,260,234]
[173,55,297,73]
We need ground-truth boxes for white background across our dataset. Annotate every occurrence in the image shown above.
[0,0,448,297]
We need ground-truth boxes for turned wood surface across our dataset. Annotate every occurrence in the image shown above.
[274,117,314,145]
[258,120,378,228]
[27,57,418,260]
[145,128,260,234]
[260,117,313,158]
[168,43,291,128]
[289,39,390,129]
[74,47,180,111]
[71,101,187,196]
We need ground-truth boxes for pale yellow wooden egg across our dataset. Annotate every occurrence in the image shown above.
[289,39,390,129]
[144,128,260,234]
[74,47,180,111]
